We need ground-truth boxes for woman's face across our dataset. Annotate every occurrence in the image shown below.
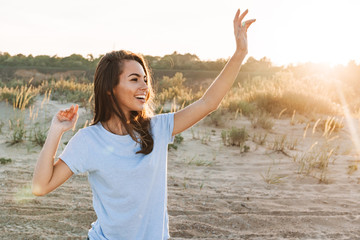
[112,60,149,118]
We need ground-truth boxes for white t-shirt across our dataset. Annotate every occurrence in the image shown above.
[59,113,175,240]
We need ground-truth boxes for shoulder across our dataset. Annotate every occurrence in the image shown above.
[150,112,175,128]
[72,123,100,140]
[81,122,102,135]
[150,113,175,141]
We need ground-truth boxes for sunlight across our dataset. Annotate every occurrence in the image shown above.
[336,81,360,157]
[14,183,36,204]
[1,0,359,65]
[250,0,360,66]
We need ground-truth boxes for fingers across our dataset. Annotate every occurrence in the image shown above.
[57,104,79,122]
[233,9,240,23]
[57,112,68,122]
[70,104,79,120]
[234,9,254,33]
[244,19,257,30]
[239,9,248,23]
[74,104,79,113]
[72,113,79,131]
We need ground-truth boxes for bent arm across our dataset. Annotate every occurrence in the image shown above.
[32,106,78,196]
[32,126,73,196]
[173,53,245,135]
[173,9,255,136]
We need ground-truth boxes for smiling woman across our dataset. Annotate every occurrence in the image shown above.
[91,50,155,154]
[31,8,256,240]
[111,61,149,119]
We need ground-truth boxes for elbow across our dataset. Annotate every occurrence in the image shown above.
[201,98,219,113]
[211,103,221,112]
[32,192,44,197]
[31,183,47,196]
[208,102,220,113]
[32,191,45,197]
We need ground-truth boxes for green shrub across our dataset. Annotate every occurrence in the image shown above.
[174,134,184,144]
[30,124,48,147]
[7,118,26,145]
[221,126,248,146]
[227,100,255,116]
[168,134,184,150]
[207,108,224,127]
[0,157,12,164]
[154,73,202,108]
[0,120,4,134]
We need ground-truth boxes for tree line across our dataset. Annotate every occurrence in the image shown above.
[0,51,276,72]
[1,51,359,88]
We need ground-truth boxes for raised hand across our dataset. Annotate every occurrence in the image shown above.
[57,104,78,121]
[52,104,79,133]
[233,9,256,55]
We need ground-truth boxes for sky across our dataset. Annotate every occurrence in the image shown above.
[1,0,359,66]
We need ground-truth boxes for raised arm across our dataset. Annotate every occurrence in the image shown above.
[173,9,256,136]
[32,105,78,196]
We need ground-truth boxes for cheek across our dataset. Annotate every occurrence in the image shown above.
[116,86,135,104]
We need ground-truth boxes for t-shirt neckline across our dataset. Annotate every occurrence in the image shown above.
[97,122,132,141]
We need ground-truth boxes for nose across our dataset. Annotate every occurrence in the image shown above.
[140,80,148,90]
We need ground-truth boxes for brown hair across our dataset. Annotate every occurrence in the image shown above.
[91,50,154,154]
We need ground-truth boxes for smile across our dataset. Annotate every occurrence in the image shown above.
[135,96,146,103]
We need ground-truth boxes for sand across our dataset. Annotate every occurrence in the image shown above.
[1,97,360,239]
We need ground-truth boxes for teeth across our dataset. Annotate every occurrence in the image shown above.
[135,96,145,99]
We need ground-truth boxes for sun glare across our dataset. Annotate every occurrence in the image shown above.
[247,0,360,66]
[0,0,359,66]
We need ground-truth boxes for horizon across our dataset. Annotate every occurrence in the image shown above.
[1,50,357,68]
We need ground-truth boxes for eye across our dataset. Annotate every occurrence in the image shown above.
[144,78,148,83]
[131,78,137,82]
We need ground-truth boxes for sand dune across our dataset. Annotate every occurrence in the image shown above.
[1,98,360,239]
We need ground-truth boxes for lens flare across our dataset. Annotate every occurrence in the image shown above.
[336,82,360,157]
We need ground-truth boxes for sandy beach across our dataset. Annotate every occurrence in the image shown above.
[1,98,360,239]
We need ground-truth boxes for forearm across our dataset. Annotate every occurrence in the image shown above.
[32,126,63,192]
[201,51,246,109]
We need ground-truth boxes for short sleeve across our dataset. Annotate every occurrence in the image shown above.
[58,129,89,174]
[151,112,175,144]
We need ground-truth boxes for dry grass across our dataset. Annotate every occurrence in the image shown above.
[0,80,39,110]
[250,112,274,130]
[222,72,341,118]
[293,143,336,183]
[261,162,287,184]
[39,78,93,111]
[155,73,203,108]
[186,155,213,167]
[348,164,358,175]
[252,132,268,146]
[0,70,348,124]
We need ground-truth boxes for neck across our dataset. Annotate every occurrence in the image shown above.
[103,118,128,135]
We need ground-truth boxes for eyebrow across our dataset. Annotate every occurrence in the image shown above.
[128,73,146,78]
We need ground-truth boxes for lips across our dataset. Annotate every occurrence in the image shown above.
[135,92,147,101]
[135,95,146,104]
[136,98,145,104]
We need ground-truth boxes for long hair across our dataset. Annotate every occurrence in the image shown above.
[91,50,154,154]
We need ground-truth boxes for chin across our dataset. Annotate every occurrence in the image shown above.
[133,106,145,112]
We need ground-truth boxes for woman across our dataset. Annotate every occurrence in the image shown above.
[32,9,255,240]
